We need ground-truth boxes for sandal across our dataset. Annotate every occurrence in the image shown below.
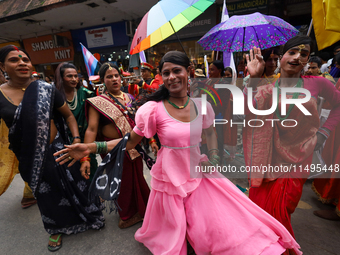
[118,212,143,229]
[313,210,340,221]
[47,234,62,252]
[21,197,37,209]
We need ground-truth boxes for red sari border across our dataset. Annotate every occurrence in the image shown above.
[86,95,140,160]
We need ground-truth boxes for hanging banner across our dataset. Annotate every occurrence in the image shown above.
[85,26,114,48]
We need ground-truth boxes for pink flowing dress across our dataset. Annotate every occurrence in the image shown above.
[133,98,301,255]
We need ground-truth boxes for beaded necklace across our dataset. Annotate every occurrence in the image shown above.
[67,88,78,110]
[275,78,302,120]
[167,96,190,109]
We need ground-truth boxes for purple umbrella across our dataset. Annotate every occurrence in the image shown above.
[198,12,299,52]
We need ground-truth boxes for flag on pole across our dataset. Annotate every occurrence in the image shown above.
[323,0,340,33]
[221,0,236,72]
[312,0,340,50]
[204,55,209,78]
[221,0,229,22]
[139,51,147,64]
[80,43,101,78]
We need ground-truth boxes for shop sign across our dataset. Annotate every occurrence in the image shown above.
[227,0,268,15]
[23,31,74,65]
[85,26,114,48]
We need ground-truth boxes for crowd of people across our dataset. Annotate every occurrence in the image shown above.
[0,34,340,255]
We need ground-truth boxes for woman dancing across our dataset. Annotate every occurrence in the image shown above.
[0,45,104,252]
[243,36,340,244]
[55,51,302,255]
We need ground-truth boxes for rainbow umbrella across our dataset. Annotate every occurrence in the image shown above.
[129,0,215,55]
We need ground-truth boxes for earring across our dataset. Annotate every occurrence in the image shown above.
[3,71,9,80]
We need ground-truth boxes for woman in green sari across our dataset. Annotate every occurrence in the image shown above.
[55,62,97,179]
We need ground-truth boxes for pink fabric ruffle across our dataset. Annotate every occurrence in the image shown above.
[136,172,301,255]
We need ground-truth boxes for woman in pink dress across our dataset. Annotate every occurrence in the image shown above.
[55,51,302,255]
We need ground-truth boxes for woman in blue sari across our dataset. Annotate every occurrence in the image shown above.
[0,45,104,252]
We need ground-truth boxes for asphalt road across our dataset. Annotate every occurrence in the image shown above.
[1,157,340,255]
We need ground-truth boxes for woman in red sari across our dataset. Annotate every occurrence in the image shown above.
[312,80,340,221]
[243,36,340,253]
[82,63,153,228]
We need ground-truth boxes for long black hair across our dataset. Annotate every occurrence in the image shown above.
[136,51,190,105]
[55,62,81,100]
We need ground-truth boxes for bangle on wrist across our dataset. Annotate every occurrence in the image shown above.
[80,157,91,163]
[149,139,156,145]
[208,148,219,155]
[94,141,108,154]
[73,136,81,140]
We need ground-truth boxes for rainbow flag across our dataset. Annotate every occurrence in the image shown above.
[139,51,147,64]
[80,43,101,77]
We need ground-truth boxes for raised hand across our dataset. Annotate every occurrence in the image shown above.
[53,143,91,167]
[246,47,265,78]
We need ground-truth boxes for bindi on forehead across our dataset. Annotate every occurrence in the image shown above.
[7,50,27,58]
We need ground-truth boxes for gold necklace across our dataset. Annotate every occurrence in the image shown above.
[7,83,27,91]
[109,91,125,100]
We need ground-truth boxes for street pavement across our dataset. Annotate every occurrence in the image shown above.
[1,154,340,255]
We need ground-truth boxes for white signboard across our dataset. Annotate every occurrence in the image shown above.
[85,26,114,48]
